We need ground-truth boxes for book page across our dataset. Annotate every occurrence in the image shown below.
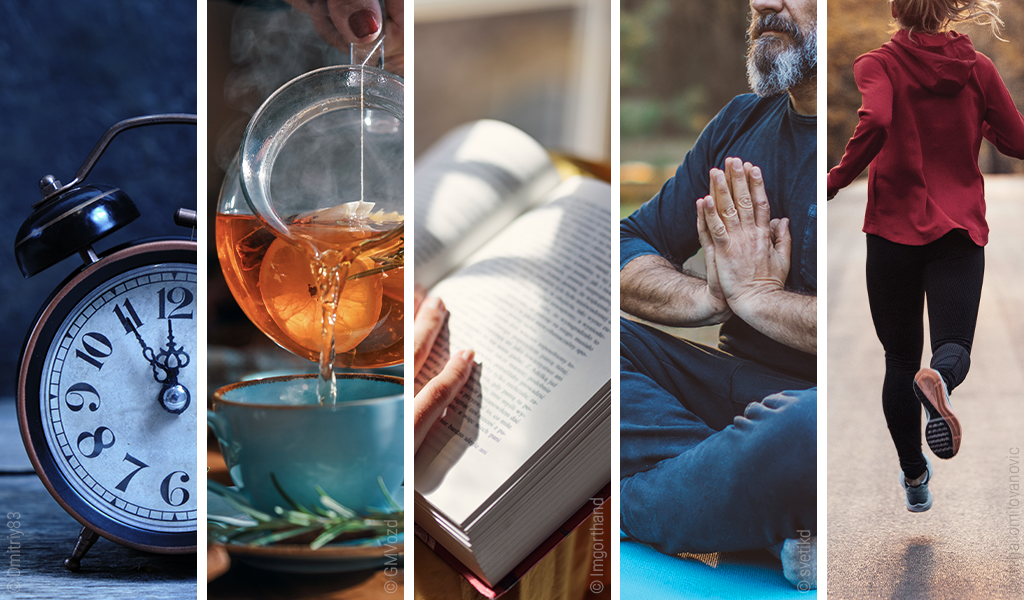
[414,120,561,288]
[414,177,611,526]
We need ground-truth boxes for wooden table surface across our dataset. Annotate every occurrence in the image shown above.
[0,397,197,598]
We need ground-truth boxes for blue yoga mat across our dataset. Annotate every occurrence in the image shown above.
[621,538,817,599]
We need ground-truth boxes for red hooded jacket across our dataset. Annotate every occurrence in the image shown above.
[827,30,1024,246]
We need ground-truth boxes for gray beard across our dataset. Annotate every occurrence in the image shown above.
[746,25,817,97]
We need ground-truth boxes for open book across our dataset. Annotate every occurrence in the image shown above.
[413,120,612,594]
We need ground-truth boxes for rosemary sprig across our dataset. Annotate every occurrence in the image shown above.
[347,236,404,280]
[208,475,404,550]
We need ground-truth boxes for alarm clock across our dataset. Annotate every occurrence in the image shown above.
[14,114,198,571]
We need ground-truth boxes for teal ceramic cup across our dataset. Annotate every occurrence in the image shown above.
[208,373,403,515]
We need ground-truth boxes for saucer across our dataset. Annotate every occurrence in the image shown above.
[209,491,404,574]
[223,538,404,574]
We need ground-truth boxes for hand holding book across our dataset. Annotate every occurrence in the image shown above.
[414,283,475,451]
[413,121,611,589]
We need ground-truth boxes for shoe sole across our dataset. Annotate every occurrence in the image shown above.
[914,369,961,459]
[905,495,932,513]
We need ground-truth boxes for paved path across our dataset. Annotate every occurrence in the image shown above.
[827,176,1024,599]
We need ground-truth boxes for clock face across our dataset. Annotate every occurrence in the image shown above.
[38,262,197,534]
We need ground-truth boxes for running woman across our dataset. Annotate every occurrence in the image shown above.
[827,0,1024,512]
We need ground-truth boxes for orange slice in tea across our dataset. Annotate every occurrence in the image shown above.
[259,237,383,354]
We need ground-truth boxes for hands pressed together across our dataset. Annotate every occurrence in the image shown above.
[413,285,475,452]
[695,157,792,325]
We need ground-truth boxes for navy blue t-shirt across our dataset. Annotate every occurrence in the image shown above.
[621,93,817,382]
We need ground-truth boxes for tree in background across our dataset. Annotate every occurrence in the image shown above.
[621,0,750,139]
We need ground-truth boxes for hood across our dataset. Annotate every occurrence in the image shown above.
[887,30,977,96]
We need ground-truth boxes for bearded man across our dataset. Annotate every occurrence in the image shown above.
[619,0,818,589]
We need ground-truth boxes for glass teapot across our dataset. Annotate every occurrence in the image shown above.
[216,64,404,369]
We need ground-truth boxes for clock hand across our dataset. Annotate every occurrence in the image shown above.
[155,320,191,376]
[155,320,191,415]
[126,320,191,413]
[126,321,170,383]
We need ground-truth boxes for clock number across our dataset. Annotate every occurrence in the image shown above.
[114,453,149,492]
[158,287,194,320]
[77,427,115,459]
[76,332,112,370]
[113,299,144,334]
[160,471,191,506]
[64,382,101,412]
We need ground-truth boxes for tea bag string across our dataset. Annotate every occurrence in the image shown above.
[353,36,385,69]
[352,26,385,217]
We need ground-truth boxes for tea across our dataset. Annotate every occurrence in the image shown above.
[215,212,404,370]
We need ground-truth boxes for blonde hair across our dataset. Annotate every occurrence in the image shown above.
[890,0,1005,38]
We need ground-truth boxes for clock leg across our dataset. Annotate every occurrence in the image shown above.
[64,526,100,572]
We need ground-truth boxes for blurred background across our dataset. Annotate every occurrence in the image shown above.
[415,0,611,161]
[621,0,750,216]
[620,0,753,345]
[827,0,1024,173]
[0,2,197,397]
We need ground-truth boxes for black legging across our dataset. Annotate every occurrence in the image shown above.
[865,232,984,480]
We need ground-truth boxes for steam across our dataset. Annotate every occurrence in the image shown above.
[268,107,403,222]
[214,5,403,225]
[214,6,346,173]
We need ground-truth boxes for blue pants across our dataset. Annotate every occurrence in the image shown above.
[620,318,816,555]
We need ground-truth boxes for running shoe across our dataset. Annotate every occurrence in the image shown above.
[899,455,933,512]
[914,367,961,459]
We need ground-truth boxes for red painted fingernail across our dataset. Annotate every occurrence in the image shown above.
[349,9,380,39]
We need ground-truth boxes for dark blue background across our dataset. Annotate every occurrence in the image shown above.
[0,1,197,394]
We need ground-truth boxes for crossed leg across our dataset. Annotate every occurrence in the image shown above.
[620,317,816,554]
